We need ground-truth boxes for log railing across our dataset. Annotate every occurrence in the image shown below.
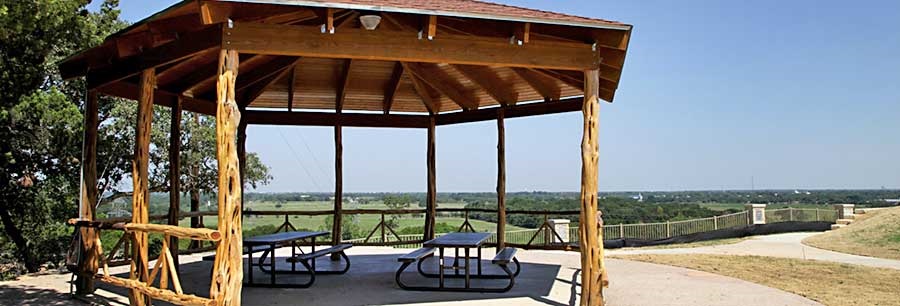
[68,219,221,306]
[89,207,841,262]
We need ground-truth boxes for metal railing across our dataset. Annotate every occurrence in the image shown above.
[92,207,839,264]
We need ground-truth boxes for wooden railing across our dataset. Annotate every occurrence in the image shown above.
[69,219,220,306]
[91,207,840,263]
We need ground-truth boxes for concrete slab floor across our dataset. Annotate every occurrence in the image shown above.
[0,246,820,306]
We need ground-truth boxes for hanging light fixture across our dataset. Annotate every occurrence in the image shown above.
[359,15,382,30]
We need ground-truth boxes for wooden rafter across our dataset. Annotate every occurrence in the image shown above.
[287,67,296,112]
[512,68,561,101]
[437,96,583,125]
[402,63,440,114]
[244,111,430,128]
[383,62,404,115]
[226,23,597,71]
[156,49,219,87]
[180,54,265,97]
[86,25,223,89]
[100,81,216,116]
[424,15,437,39]
[240,59,300,107]
[336,59,353,110]
[452,64,518,106]
[405,62,479,111]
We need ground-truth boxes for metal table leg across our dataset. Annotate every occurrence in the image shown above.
[248,245,254,285]
[464,248,470,288]
[438,247,445,288]
[291,240,297,272]
[269,243,276,285]
[477,247,482,275]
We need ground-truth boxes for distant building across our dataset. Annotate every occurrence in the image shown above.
[107,208,131,218]
[884,198,900,205]
[631,193,644,202]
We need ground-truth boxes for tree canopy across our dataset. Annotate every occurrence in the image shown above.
[0,0,272,278]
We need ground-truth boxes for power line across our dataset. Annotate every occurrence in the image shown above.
[277,127,324,192]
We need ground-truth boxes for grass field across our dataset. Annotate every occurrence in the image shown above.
[803,206,900,260]
[181,200,527,237]
[618,254,900,306]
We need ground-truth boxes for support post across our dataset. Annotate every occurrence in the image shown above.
[130,69,155,306]
[237,111,247,205]
[209,49,243,306]
[332,97,344,255]
[75,90,99,294]
[168,97,182,272]
[578,68,604,306]
[496,108,506,251]
[424,116,437,240]
[188,113,203,249]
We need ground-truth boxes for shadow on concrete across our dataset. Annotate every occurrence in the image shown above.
[97,253,566,306]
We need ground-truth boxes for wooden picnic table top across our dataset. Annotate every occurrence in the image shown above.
[424,232,492,248]
[244,231,329,246]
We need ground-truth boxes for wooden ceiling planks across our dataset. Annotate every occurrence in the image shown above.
[61,0,632,125]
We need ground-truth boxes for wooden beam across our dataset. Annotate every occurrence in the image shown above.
[336,59,353,110]
[87,25,223,90]
[335,11,359,30]
[383,62,404,115]
[131,69,155,306]
[243,111,430,128]
[512,68,561,101]
[514,22,531,44]
[452,64,518,106]
[579,68,604,306]
[424,15,437,40]
[322,8,335,33]
[167,97,182,274]
[403,65,440,114]
[424,116,437,240]
[437,97,583,125]
[209,49,243,306]
[98,81,217,116]
[534,69,617,102]
[287,67,296,112]
[239,59,299,107]
[75,90,100,294]
[405,62,479,111]
[226,23,596,70]
[496,108,506,252]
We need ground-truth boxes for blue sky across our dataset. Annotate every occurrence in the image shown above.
[93,0,900,192]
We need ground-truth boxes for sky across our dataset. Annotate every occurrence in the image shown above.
[90,0,900,193]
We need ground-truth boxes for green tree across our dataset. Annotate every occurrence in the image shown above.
[0,0,273,277]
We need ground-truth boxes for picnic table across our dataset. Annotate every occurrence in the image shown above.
[243,231,352,288]
[395,232,520,292]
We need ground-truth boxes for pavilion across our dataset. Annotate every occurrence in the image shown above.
[59,1,633,305]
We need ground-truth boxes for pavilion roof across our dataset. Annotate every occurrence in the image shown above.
[59,0,633,120]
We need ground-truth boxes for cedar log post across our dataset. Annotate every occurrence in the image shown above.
[424,116,437,240]
[496,108,506,251]
[168,97,182,273]
[189,113,203,249]
[210,49,243,306]
[130,69,155,306]
[237,109,247,205]
[332,98,343,250]
[579,68,604,306]
[75,90,99,294]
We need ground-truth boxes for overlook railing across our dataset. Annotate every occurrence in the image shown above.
[92,207,839,265]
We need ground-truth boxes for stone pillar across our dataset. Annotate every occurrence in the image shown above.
[834,204,855,220]
[548,219,571,243]
[746,204,767,225]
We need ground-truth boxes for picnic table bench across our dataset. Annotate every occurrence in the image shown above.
[395,233,520,292]
[203,231,351,288]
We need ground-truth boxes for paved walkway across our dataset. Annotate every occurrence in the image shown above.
[607,232,900,270]
[0,246,821,306]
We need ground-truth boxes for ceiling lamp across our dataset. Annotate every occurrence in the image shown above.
[359,15,382,30]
